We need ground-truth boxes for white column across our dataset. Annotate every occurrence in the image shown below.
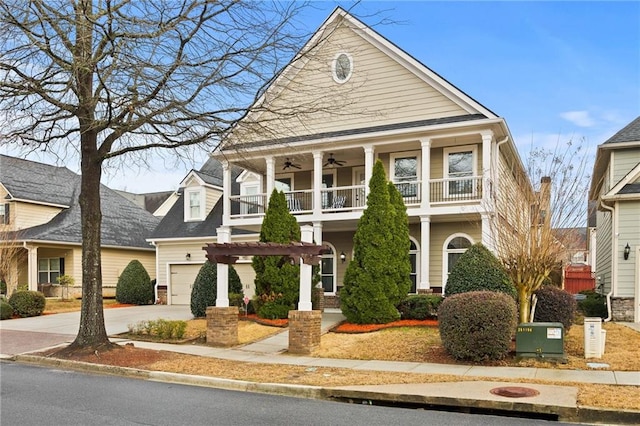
[312,221,323,245]
[215,227,230,307]
[420,138,431,209]
[363,145,374,198]
[313,151,323,215]
[298,225,314,311]
[481,213,495,254]
[27,245,38,291]
[419,216,431,290]
[222,161,231,225]
[265,156,275,197]
[481,131,493,208]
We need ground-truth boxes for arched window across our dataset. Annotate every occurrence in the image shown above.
[321,243,336,294]
[409,238,419,293]
[443,234,473,290]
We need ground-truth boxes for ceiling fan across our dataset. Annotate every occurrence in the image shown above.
[282,158,301,170]
[324,153,346,167]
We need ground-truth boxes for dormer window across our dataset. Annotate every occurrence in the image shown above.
[184,187,205,221]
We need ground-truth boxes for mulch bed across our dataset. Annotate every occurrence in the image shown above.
[239,313,288,328]
[332,319,438,333]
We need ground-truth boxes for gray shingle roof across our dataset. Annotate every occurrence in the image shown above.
[224,114,487,150]
[0,155,77,205]
[149,158,247,240]
[604,116,640,144]
[1,155,160,249]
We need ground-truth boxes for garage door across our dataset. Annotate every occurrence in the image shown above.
[169,264,201,305]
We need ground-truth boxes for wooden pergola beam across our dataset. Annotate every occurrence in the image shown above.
[203,242,329,265]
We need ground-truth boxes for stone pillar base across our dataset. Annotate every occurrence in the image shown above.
[206,306,239,347]
[611,297,635,322]
[288,310,322,355]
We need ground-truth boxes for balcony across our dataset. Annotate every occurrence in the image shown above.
[229,176,482,219]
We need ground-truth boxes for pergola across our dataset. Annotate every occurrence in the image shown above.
[201,226,327,354]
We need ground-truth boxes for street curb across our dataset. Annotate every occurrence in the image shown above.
[11,355,640,424]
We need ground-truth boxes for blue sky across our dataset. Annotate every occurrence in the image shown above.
[3,1,639,193]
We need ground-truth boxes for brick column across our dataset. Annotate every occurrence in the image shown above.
[288,310,322,355]
[206,306,239,347]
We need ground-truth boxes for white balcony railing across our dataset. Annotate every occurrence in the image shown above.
[430,176,482,202]
[228,178,482,219]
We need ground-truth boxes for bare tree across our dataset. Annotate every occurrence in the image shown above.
[0,0,348,352]
[0,229,24,296]
[491,139,590,323]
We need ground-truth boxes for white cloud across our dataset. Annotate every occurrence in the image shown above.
[560,110,596,128]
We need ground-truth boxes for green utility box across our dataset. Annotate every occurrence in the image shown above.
[516,322,565,360]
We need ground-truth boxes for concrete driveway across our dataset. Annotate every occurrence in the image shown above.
[0,305,192,357]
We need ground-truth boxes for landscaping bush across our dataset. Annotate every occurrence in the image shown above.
[127,319,187,339]
[444,243,516,300]
[257,300,291,320]
[577,290,608,318]
[0,299,13,320]
[396,294,442,320]
[116,260,153,305]
[533,285,577,330]
[8,290,46,318]
[190,260,243,318]
[438,291,517,362]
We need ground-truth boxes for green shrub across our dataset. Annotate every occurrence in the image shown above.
[8,290,46,318]
[116,260,153,305]
[438,291,517,362]
[190,260,243,318]
[444,243,516,300]
[257,300,291,319]
[577,290,608,318]
[533,286,577,331]
[397,294,442,320]
[0,299,14,320]
[127,319,187,339]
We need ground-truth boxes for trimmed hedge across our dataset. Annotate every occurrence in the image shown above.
[438,291,517,362]
[444,243,516,300]
[116,260,153,305]
[257,300,291,320]
[577,290,608,318]
[1,299,14,320]
[533,286,577,331]
[8,290,46,318]
[190,260,243,318]
[397,294,442,320]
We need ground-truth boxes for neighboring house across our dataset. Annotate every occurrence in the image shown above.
[147,158,257,305]
[589,116,640,322]
[115,190,174,216]
[145,7,534,308]
[0,155,160,298]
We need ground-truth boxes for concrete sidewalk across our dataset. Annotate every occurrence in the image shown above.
[3,306,640,424]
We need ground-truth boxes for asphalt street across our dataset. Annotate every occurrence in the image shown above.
[0,362,574,426]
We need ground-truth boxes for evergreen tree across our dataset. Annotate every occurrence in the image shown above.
[252,190,301,318]
[340,160,401,324]
[388,182,412,303]
[190,260,243,318]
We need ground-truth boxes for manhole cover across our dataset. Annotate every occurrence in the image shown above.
[490,386,540,398]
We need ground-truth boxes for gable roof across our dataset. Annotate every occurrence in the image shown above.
[603,116,640,145]
[220,7,500,152]
[149,157,247,240]
[589,116,640,200]
[0,155,77,207]
[1,155,160,249]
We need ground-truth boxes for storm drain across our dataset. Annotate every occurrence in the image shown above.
[490,386,540,398]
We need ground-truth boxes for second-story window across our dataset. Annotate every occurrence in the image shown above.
[184,188,205,221]
[444,146,476,197]
[390,152,419,198]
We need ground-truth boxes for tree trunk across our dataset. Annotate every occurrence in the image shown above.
[518,286,531,324]
[65,138,113,351]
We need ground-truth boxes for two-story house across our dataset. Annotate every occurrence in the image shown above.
[0,155,160,298]
[589,116,640,322]
[143,8,533,307]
